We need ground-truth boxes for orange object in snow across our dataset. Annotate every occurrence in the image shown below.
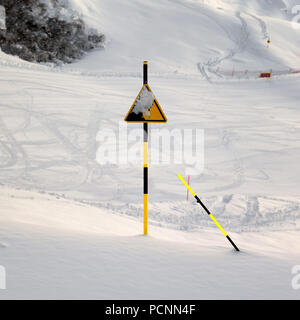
[260,72,272,78]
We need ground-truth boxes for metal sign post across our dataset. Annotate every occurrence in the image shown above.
[143,62,149,235]
[125,61,167,235]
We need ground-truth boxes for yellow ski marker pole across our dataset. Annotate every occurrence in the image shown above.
[177,174,240,252]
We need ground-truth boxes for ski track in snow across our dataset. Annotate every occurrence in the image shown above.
[196,7,290,80]
[1,66,300,233]
[73,194,300,233]
[247,13,269,40]
[197,10,250,81]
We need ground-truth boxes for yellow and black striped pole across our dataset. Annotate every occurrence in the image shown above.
[177,174,240,251]
[143,61,149,235]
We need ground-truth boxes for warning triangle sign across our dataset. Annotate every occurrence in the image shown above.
[124,84,167,123]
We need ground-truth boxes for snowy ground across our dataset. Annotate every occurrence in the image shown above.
[0,0,300,299]
[0,187,299,299]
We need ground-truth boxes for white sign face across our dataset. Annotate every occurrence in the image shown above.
[0,5,6,30]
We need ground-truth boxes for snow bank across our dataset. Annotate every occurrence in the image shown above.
[0,187,299,299]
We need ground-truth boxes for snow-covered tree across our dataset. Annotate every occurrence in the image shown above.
[0,5,5,30]
[0,0,105,64]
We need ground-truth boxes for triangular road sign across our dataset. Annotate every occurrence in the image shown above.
[124,84,167,123]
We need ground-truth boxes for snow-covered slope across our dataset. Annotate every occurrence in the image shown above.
[66,0,300,76]
[0,187,299,299]
[0,0,300,299]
